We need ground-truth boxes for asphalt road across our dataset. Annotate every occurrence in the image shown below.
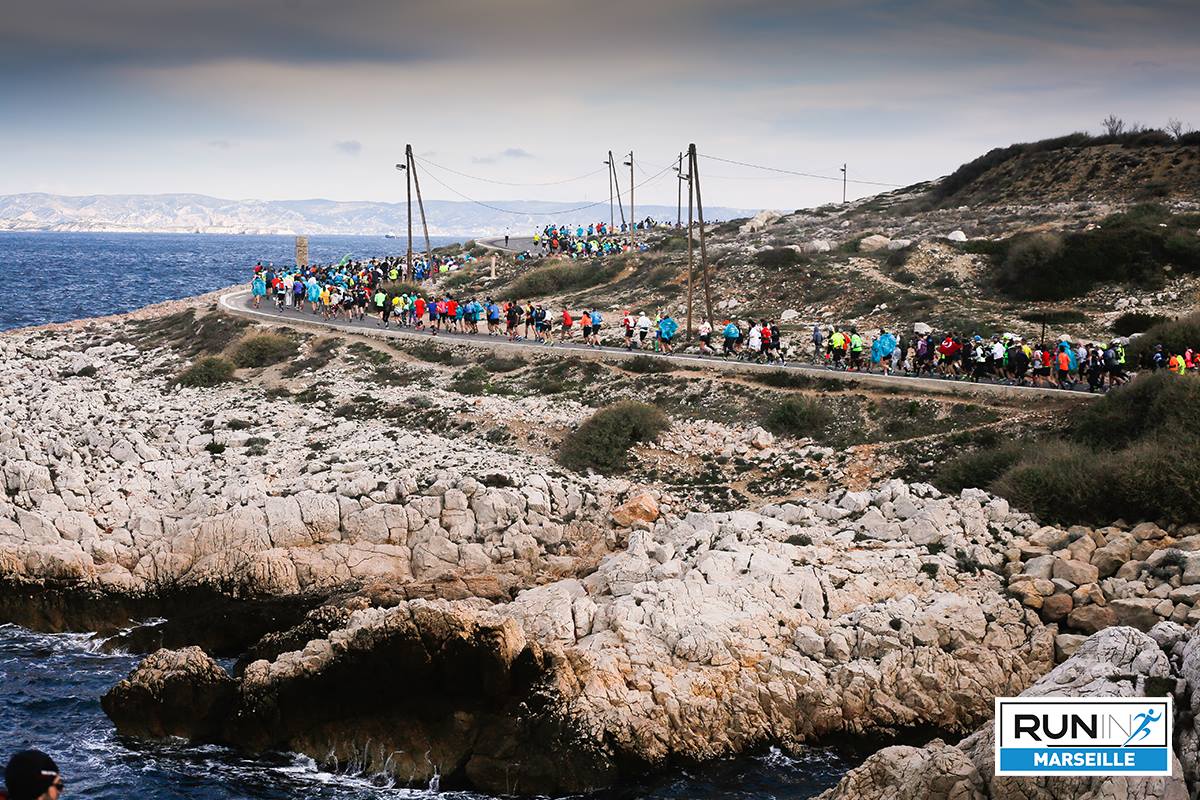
[221,290,1100,402]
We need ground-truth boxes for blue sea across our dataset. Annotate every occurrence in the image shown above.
[0,232,856,798]
[0,232,461,332]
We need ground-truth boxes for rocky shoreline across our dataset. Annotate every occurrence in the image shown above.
[1,294,1194,796]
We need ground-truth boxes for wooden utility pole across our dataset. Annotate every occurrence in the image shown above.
[841,163,847,205]
[675,151,683,228]
[689,143,713,324]
[604,154,614,231]
[684,158,694,337]
[408,147,433,281]
[398,151,412,281]
[624,150,635,248]
[608,150,626,227]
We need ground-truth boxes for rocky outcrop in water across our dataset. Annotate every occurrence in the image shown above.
[817,625,1188,800]
[106,480,1057,794]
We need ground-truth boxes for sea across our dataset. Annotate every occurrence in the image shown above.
[0,232,857,798]
[0,232,462,332]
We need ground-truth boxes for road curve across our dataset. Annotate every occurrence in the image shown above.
[219,290,1098,402]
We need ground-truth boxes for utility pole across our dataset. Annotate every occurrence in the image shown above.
[395,155,411,281]
[608,150,626,228]
[689,143,713,325]
[682,158,694,337]
[408,146,433,283]
[841,163,847,205]
[624,150,635,249]
[675,151,683,229]
[604,154,614,231]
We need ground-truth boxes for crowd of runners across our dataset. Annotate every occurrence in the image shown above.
[528,219,660,259]
[248,252,1197,393]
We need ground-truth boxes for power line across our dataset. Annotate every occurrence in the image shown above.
[698,153,903,188]
[414,155,609,187]
[413,160,678,218]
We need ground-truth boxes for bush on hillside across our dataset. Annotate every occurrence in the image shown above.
[1071,370,1200,449]
[506,260,624,298]
[994,207,1200,300]
[1128,313,1200,366]
[762,397,833,439]
[990,440,1123,525]
[933,441,1026,495]
[231,333,296,368]
[559,401,669,474]
[755,247,805,269]
[1021,309,1087,325]
[621,355,674,374]
[177,356,236,388]
[1112,311,1169,337]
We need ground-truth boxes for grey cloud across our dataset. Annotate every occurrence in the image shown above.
[334,140,362,156]
[208,139,232,149]
[472,148,534,164]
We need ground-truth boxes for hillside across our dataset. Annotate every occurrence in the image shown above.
[437,136,1200,360]
[0,193,755,237]
[929,134,1200,207]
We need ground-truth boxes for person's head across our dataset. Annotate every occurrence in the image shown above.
[4,750,63,800]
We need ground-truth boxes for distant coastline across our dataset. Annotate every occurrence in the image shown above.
[0,192,756,238]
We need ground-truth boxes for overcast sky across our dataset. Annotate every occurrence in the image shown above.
[2,0,1198,211]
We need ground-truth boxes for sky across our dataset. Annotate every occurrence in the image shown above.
[2,0,1198,211]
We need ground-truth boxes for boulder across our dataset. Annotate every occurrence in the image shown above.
[858,234,892,252]
[945,230,968,242]
[1109,598,1161,631]
[1067,603,1116,634]
[101,647,235,740]
[1052,558,1099,586]
[738,210,782,235]
[611,493,660,527]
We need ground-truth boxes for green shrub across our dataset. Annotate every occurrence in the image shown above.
[755,247,805,269]
[454,365,491,395]
[177,356,236,387]
[753,370,815,390]
[1129,312,1200,366]
[479,354,526,372]
[506,260,623,298]
[227,418,251,430]
[231,333,295,368]
[762,397,833,439]
[994,208,1200,300]
[284,338,341,376]
[559,401,669,474]
[1071,371,1200,450]
[990,440,1122,525]
[621,355,674,374]
[204,441,227,455]
[1112,312,1169,337]
[933,441,1026,494]
[404,341,468,365]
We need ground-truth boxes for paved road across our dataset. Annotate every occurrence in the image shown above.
[478,236,533,253]
[220,290,1099,402]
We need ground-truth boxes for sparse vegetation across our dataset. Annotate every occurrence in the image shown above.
[506,260,625,297]
[232,333,296,368]
[177,356,236,388]
[761,397,832,439]
[621,355,674,374]
[994,206,1200,299]
[559,401,669,474]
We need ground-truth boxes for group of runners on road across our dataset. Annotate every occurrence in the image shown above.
[248,248,1195,394]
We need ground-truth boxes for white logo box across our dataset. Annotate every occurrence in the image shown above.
[994,696,1173,777]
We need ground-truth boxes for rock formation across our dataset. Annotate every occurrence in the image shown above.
[817,625,1188,800]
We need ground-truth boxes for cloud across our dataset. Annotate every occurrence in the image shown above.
[472,147,534,164]
[207,139,232,149]
[334,140,361,156]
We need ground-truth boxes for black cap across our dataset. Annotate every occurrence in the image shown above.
[4,750,59,800]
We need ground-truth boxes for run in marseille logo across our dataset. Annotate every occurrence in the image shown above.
[994,697,1173,776]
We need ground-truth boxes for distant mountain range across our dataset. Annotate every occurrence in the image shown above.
[0,193,759,237]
